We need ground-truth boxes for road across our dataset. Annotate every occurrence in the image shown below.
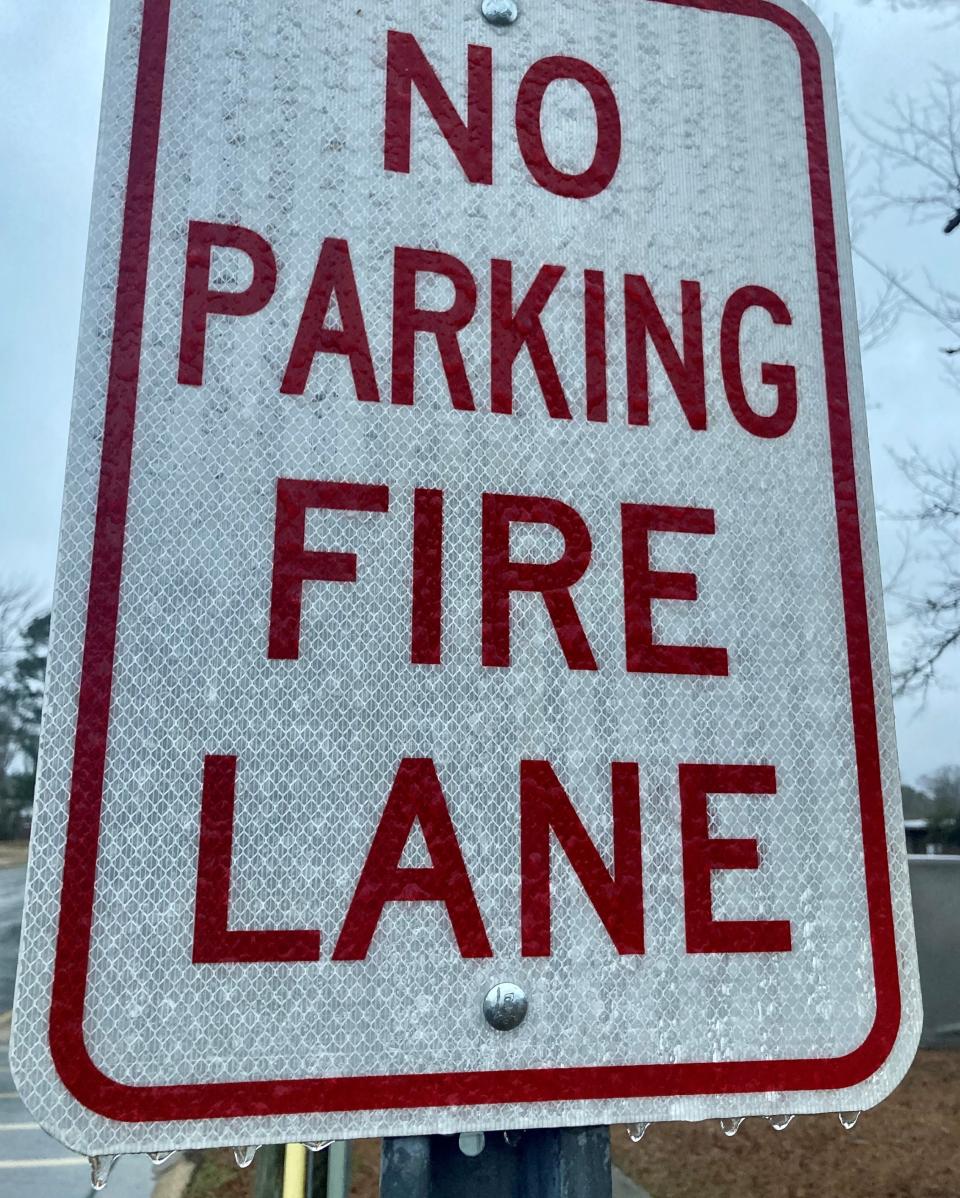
[0,862,152,1194]
[0,864,26,1012]
[1,1037,153,1195]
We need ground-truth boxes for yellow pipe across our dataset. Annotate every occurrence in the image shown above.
[282,1143,308,1198]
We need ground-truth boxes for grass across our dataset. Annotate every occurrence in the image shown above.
[183,1149,254,1198]
[0,840,29,869]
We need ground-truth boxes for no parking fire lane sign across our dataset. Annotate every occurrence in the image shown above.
[13,0,920,1155]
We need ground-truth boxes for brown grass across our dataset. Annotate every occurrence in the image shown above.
[183,1149,253,1198]
[348,1141,381,1196]
[0,840,29,868]
[613,1049,960,1198]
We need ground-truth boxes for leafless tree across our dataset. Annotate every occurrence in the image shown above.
[857,0,960,25]
[0,579,37,677]
[855,68,960,238]
[0,580,39,781]
[852,68,960,368]
[919,764,960,846]
[884,452,960,696]
[846,56,960,695]
[854,247,960,364]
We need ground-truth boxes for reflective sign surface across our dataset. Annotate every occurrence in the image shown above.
[12,0,920,1154]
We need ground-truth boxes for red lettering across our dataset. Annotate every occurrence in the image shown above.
[392,247,477,409]
[178,221,277,387]
[621,504,728,676]
[332,758,493,960]
[384,31,493,185]
[520,761,644,957]
[192,755,321,963]
[679,763,792,954]
[481,493,597,671]
[411,488,444,665]
[515,57,621,199]
[584,269,607,423]
[721,286,797,438]
[267,479,389,660]
[625,276,705,430]
[490,260,569,419]
[281,238,379,402]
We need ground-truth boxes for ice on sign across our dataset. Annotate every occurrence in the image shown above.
[12,0,919,1156]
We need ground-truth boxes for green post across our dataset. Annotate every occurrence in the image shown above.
[253,1145,285,1198]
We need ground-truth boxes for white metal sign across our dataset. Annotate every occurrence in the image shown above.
[13,0,920,1155]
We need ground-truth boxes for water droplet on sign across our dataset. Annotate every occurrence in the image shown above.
[720,1117,745,1137]
[839,1111,861,1130]
[627,1122,649,1142]
[305,1141,333,1153]
[89,1155,118,1190]
[233,1145,260,1168]
[503,1130,522,1147]
[458,1132,485,1157]
[148,1150,175,1164]
[769,1115,794,1132]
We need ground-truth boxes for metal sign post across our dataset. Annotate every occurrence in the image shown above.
[13,0,921,1167]
[380,1129,612,1198]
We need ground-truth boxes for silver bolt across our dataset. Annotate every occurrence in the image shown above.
[481,0,519,26]
[483,982,528,1030]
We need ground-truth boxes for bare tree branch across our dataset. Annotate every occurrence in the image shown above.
[854,247,960,356]
[856,0,960,32]
[852,70,960,236]
[856,270,908,350]
[0,580,41,783]
[843,16,960,697]
[0,580,39,678]
[883,451,960,697]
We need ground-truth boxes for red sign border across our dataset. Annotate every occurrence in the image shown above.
[48,0,903,1123]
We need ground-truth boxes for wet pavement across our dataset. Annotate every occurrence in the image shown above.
[0,1036,92,1195]
[0,861,152,1195]
[0,1037,153,1194]
[0,865,26,1013]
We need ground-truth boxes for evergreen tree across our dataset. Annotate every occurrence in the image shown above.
[0,612,49,839]
[920,766,960,851]
[12,614,49,772]
[901,783,932,820]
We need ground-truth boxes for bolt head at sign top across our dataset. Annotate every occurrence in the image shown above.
[12,0,919,1155]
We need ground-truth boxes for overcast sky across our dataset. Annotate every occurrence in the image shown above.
[0,0,956,786]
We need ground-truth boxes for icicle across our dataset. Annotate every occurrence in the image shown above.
[233,1145,260,1168]
[839,1111,861,1130]
[458,1132,485,1157]
[769,1114,794,1132]
[627,1122,649,1143]
[720,1117,745,1137]
[89,1155,118,1190]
